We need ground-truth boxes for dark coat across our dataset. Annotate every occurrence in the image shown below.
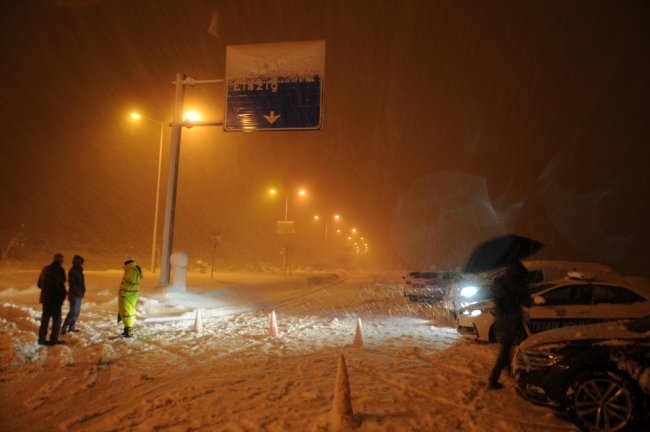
[493,261,533,319]
[68,265,86,298]
[38,262,67,307]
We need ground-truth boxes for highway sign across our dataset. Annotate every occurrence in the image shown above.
[224,40,325,131]
[277,221,295,234]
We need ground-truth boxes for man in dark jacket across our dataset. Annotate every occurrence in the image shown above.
[37,253,67,345]
[488,260,533,389]
[61,255,85,335]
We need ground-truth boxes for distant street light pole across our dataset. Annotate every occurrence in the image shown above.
[271,188,305,276]
[130,113,168,273]
[314,214,340,268]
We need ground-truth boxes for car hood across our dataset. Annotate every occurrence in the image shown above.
[520,319,650,353]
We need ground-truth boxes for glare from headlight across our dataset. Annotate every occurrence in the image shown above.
[460,286,478,297]
[461,309,483,316]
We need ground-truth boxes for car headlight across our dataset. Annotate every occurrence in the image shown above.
[460,286,478,297]
[461,309,483,316]
[517,351,563,367]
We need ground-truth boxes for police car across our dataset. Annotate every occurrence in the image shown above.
[457,274,650,343]
[444,261,621,319]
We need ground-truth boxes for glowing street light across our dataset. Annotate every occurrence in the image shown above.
[299,190,306,195]
[352,228,357,233]
[130,113,141,119]
[314,215,319,219]
[184,111,201,121]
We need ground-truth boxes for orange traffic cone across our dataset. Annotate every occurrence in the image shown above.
[194,309,203,332]
[330,354,361,429]
[269,311,279,337]
[351,318,363,348]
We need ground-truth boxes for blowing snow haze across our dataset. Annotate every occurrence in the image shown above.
[0,0,648,276]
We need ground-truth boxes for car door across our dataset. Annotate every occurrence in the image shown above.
[591,284,650,323]
[527,283,593,335]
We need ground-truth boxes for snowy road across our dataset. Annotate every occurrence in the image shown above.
[0,271,577,431]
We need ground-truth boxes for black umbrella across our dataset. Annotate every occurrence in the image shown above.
[463,234,544,274]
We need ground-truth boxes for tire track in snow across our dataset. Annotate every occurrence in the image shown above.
[272,276,353,310]
[353,368,576,431]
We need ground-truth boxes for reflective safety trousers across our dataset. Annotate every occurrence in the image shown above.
[118,262,143,327]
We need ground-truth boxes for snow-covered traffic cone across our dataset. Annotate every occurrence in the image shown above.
[330,354,361,429]
[351,318,363,348]
[194,309,203,332]
[269,311,279,337]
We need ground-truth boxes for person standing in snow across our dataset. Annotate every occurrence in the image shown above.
[117,256,143,338]
[37,253,67,345]
[487,260,533,389]
[61,255,86,335]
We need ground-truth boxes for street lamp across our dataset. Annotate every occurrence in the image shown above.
[130,112,168,273]
[314,214,340,268]
[184,111,201,121]
[270,188,306,276]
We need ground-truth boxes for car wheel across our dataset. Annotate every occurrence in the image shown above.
[566,369,640,432]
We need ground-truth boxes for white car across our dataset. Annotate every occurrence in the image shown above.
[445,260,624,319]
[442,269,502,318]
[457,276,650,343]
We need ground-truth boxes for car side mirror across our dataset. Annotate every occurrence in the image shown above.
[533,295,546,305]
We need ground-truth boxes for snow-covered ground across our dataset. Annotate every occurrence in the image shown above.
[0,270,577,431]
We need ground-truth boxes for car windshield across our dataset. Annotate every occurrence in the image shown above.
[625,314,650,333]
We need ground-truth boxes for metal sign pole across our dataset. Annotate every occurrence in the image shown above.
[150,121,165,273]
[158,73,186,286]
[283,194,288,276]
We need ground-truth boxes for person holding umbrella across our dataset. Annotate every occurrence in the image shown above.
[487,260,533,389]
[462,234,543,390]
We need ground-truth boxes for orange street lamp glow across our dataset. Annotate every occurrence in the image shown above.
[270,189,276,194]
[299,190,306,195]
[184,111,201,121]
[337,230,340,233]
[335,215,340,219]
[352,229,356,233]
[130,113,141,119]
[314,216,319,219]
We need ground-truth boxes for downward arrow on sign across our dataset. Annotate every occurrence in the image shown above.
[263,111,281,124]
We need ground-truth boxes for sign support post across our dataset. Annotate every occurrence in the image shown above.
[157,76,225,287]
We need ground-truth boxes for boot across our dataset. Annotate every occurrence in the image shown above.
[69,327,81,333]
[60,328,67,336]
[122,326,133,338]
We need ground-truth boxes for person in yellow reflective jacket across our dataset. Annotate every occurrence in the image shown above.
[117,256,143,337]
